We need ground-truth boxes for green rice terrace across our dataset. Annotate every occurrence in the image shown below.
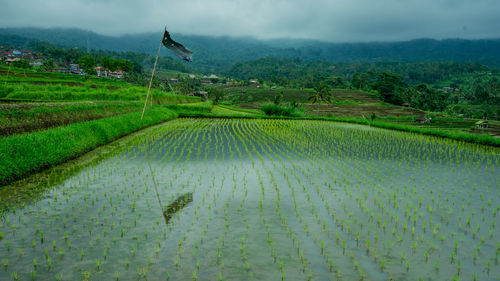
[0,66,199,104]
[1,118,499,281]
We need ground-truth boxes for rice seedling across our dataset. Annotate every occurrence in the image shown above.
[0,118,498,280]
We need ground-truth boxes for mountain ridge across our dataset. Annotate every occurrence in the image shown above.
[1,27,500,72]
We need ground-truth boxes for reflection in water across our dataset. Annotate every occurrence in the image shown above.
[163,192,193,224]
[0,119,498,281]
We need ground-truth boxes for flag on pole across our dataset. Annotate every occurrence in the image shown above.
[162,29,193,62]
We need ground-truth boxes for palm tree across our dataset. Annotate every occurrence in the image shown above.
[308,83,332,114]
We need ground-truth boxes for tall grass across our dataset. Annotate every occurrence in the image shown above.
[0,102,144,136]
[0,108,177,186]
[261,104,304,117]
[1,84,200,103]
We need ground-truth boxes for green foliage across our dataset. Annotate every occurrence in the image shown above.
[0,108,177,186]
[11,59,30,69]
[351,72,370,90]
[208,87,225,105]
[309,83,333,105]
[0,85,14,98]
[100,57,133,72]
[446,104,500,120]
[78,56,96,75]
[224,87,314,103]
[164,103,212,114]
[405,84,449,112]
[40,59,55,72]
[0,68,200,104]
[274,91,284,105]
[472,78,500,105]
[0,102,145,136]
[372,72,406,105]
[261,104,304,117]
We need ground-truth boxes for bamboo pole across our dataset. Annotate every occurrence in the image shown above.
[141,29,165,120]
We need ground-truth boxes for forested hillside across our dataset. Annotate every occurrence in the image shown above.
[2,27,500,72]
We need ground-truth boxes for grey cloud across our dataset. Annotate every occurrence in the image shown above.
[0,0,499,42]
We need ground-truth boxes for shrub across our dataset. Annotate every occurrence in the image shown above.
[261,104,304,117]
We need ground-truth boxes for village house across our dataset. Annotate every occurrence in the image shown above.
[94,66,107,77]
[108,70,126,79]
[188,90,208,99]
[69,63,84,75]
[4,57,20,64]
[29,59,43,67]
[442,87,454,93]
[55,67,69,73]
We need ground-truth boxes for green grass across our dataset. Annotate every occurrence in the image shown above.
[224,87,379,104]
[0,108,177,186]
[213,105,264,117]
[216,104,263,115]
[0,83,200,103]
[311,115,500,147]
[1,66,127,85]
[224,87,314,103]
[164,103,264,117]
[165,103,500,146]
[0,102,145,136]
[164,103,213,114]
[0,66,201,104]
[261,104,304,117]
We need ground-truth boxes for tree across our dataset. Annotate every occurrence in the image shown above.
[351,72,370,90]
[208,87,225,105]
[116,60,134,72]
[324,76,346,88]
[308,83,332,113]
[41,59,55,72]
[409,84,448,112]
[101,57,115,71]
[11,59,30,69]
[373,72,405,105]
[78,56,97,75]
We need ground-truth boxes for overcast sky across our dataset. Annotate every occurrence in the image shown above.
[1,0,499,42]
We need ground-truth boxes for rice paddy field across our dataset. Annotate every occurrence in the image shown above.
[0,118,499,281]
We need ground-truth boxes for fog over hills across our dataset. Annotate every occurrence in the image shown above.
[1,27,500,72]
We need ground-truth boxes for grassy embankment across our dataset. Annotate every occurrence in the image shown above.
[0,102,146,136]
[165,102,264,117]
[0,66,200,136]
[0,108,177,186]
[0,66,199,186]
[0,65,199,103]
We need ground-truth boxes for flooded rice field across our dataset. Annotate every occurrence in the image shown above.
[0,118,499,281]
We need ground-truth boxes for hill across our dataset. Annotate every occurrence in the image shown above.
[1,27,500,72]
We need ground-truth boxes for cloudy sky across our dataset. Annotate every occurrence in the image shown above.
[1,0,499,42]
